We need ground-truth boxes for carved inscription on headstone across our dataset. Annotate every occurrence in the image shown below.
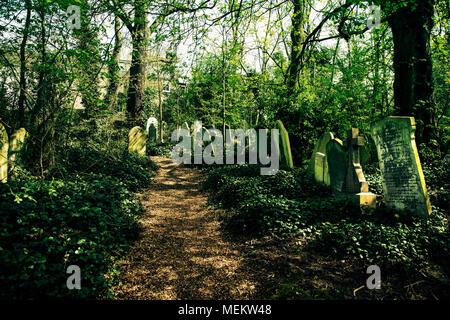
[371,116,431,216]
[0,123,8,183]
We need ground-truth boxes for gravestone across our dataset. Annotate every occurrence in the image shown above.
[276,120,294,169]
[0,123,8,183]
[192,120,203,161]
[146,117,158,142]
[344,128,369,193]
[146,117,158,133]
[343,128,377,209]
[308,132,334,185]
[326,138,347,194]
[9,128,28,169]
[371,116,431,216]
[128,126,147,156]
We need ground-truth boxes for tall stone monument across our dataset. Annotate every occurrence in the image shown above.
[128,126,148,156]
[0,123,8,183]
[326,137,347,194]
[371,116,431,216]
[276,120,294,169]
[146,117,158,142]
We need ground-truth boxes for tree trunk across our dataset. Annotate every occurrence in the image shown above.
[388,0,436,145]
[126,1,148,125]
[17,0,31,128]
[106,15,123,110]
[286,0,306,92]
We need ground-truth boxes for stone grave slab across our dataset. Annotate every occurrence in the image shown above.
[128,126,147,156]
[371,116,431,216]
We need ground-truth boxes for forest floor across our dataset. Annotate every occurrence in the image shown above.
[112,157,447,300]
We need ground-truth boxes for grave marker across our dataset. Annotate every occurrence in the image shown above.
[326,138,347,194]
[128,126,147,156]
[9,128,28,169]
[0,123,8,183]
[371,116,431,216]
[309,132,334,185]
[343,128,377,209]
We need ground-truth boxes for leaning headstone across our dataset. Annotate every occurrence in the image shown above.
[276,120,294,169]
[0,123,8,183]
[128,126,147,156]
[9,128,28,169]
[371,116,431,216]
[146,117,158,133]
[343,128,377,209]
[326,138,347,194]
[308,132,334,185]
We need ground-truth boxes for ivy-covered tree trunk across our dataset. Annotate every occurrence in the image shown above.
[17,0,31,128]
[106,15,123,110]
[286,0,306,92]
[75,1,101,118]
[388,0,436,146]
[126,1,148,125]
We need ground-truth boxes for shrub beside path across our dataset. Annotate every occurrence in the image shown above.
[113,156,264,299]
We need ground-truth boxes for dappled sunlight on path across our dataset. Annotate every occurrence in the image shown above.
[113,157,259,299]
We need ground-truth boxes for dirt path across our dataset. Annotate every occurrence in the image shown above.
[113,157,265,300]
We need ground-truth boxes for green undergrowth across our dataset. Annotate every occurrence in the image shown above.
[203,158,449,277]
[147,142,177,158]
[0,145,157,299]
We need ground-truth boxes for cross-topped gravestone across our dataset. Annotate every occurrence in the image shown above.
[371,116,431,216]
[343,128,369,193]
[341,128,377,209]
[326,137,347,194]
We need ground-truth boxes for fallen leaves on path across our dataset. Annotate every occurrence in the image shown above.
[113,157,261,300]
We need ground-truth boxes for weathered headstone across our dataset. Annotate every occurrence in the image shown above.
[276,120,294,169]
[326,138,347,194]
[344,128,368,193]
[9,128,28,169]
[371,116,431,216]
[146,117,158,133]
[128,126,147,156]
[0,123,8,183]
[308,132,334,185]
[192,120,203,162]
[146,117,158,142]
[343,128,377,209]
[344,128,377,208]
